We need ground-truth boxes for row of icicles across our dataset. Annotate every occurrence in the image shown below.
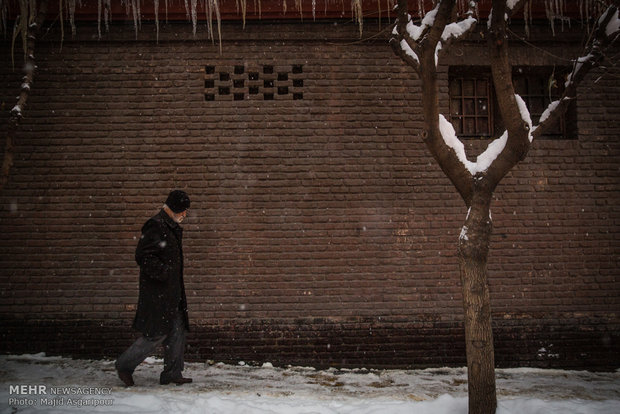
[0,0,613,49]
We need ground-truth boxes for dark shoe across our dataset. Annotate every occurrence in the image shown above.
[117,370,134,387]
[160,377,193,386]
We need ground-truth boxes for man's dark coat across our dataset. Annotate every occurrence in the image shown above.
[133,209,189,338]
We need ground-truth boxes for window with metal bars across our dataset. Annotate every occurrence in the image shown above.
[513,66,576,139]
[448,66,576,140]
[449,71,493,138]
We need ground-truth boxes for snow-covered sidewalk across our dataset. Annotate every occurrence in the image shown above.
[1,353,619,413]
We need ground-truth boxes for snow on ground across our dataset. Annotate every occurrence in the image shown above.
[1,353,619,414]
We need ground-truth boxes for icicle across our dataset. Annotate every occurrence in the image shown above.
[1,0,6,38]
[545,0,555,36]
[312,0,316,21]
[241,0,247,28]
[104,0,111,32]
[191,0,197,36]
[579,0,584,23]
[295,0,302,21]
[205,0,213,40]
[213,0,222,53]
[97,0,101,39]
[68,0,76,36]
[352,0,363,38]
[255,0,262,19]
[93,0,112,39]
[59,0,65,49]
[524,0,531,38]
[130,0,138,39]
[204,0,222,52]
[544,0,573,35]
[154,0,160,42]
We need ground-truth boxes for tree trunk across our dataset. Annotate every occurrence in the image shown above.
[458,189,496,414]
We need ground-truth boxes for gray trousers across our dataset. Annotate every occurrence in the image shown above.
[115,311,187,383]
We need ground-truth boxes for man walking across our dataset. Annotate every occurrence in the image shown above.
[115,190,193,386]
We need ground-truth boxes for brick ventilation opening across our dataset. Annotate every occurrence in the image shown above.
[205,64,304,101]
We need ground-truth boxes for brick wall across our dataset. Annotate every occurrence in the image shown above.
[0,21,618,370]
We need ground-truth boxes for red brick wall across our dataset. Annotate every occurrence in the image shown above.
[0,21,618,369]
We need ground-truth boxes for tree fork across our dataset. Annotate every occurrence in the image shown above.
[1,0,48,191]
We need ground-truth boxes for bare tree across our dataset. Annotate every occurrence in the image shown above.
[390,0,619,413]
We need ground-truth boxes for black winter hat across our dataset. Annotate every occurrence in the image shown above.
[165,190,191,213]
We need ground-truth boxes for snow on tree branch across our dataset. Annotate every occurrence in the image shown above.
[391,0,466,71]
[407,5,439,42]
[391,1,477,69]
[441,12,476,44]
[390,1,439,71]
[436,3,477,66]
[487,0,538,30]
[437,93,530,177]
[514,94,533,142]
[2,0,48,191]
[532,3,619,139]
[506,0,529,16]
[605,7,620,36]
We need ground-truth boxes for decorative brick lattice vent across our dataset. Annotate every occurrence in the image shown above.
[205,64,304,101]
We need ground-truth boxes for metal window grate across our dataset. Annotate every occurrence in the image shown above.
[449,76,492,138]
[512,67,575,139]
[448,66,576,140]
[204,64,304,101]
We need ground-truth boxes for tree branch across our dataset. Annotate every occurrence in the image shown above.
[390,0,426,73]
[1,0,48,191]
[435,1,477,65]
[392,0,618,205]
[423,0,456,65]
[482,0,532,194]
[391,0,476,205]
[505,0,529,19]
[533,3,620,139]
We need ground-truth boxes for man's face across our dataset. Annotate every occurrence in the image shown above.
[173,210,188,224]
